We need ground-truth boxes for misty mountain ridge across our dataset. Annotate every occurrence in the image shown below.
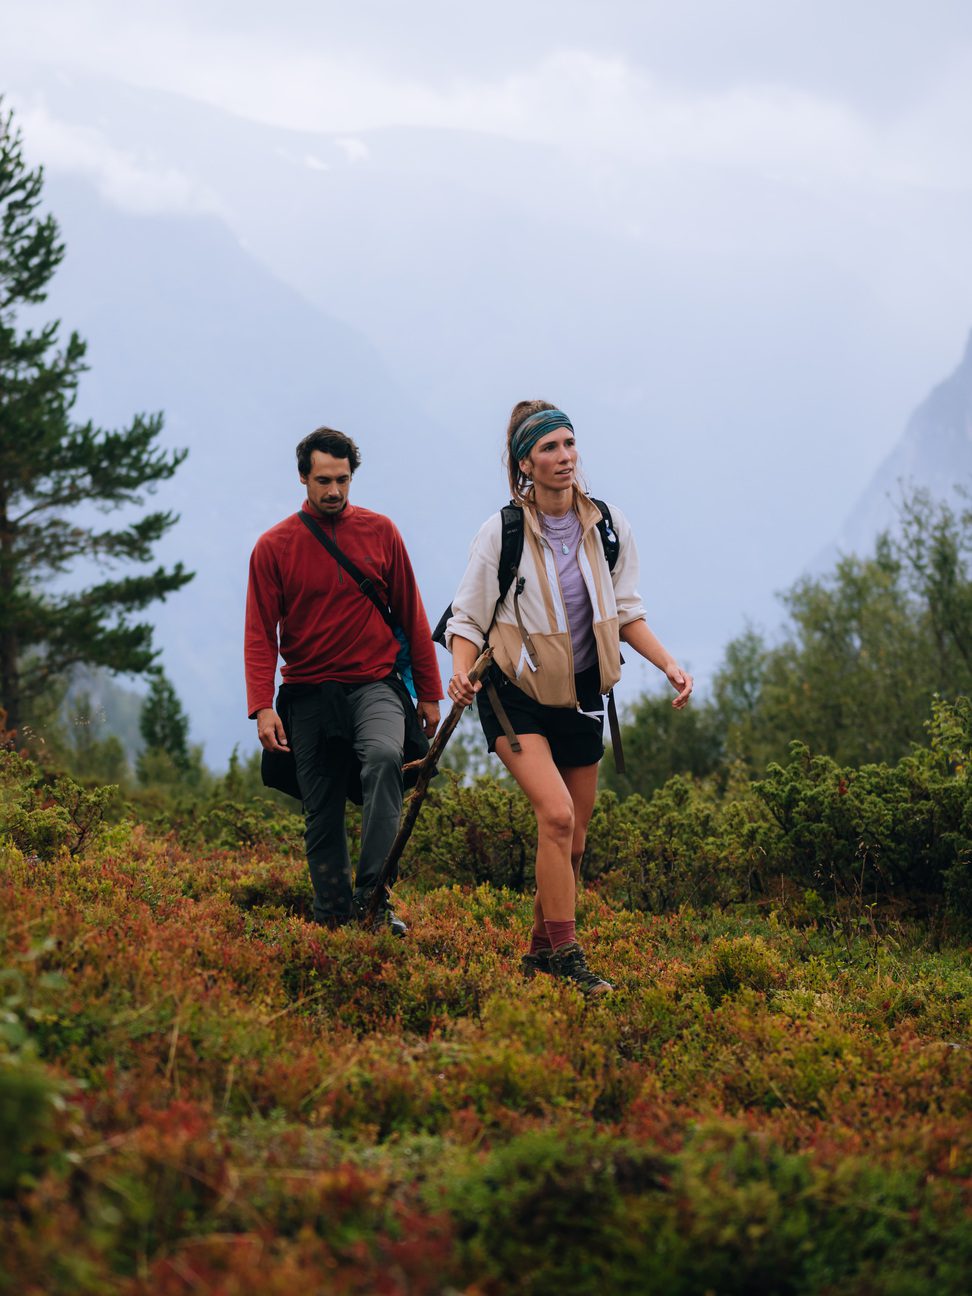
[828,330,972,562]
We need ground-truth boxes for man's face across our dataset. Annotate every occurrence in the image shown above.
[301,450,352,517]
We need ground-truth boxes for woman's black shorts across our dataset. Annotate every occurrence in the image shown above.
[476,662,605,768]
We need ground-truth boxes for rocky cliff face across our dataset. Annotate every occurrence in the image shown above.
[831,331,972,559]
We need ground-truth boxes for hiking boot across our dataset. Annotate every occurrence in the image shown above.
[520,948,554,979]
[353,888,407,937]
[548,942,612,996]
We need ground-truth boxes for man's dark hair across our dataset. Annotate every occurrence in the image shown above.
[296,427,362,477]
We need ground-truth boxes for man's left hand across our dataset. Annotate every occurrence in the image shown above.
[417,700,440,738]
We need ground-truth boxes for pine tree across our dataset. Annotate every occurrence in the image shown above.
[0,100,193,732]
[137,670,190,780]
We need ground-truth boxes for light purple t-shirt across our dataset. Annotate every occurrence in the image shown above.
[539,510,598,673]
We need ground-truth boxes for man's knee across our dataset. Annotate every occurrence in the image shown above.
[298,773,343,822]
[359,741,403,782]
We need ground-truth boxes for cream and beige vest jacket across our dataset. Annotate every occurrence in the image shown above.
[446,490,647,709]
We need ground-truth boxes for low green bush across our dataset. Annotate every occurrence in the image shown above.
[0,750,115,859]
[402,772,538,890]
[753,697,972,915]
[398,698,972,924]
[440,1127,670,1293]
[436,1120,972,1295]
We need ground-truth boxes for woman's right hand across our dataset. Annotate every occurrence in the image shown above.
[447,669,480,708]
[449,635,485,707]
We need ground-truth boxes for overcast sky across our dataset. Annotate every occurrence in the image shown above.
[7,1,972,163]
[6,3,971,340]
[7,3,972,386]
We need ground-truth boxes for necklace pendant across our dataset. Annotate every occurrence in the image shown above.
[561,542,570,555]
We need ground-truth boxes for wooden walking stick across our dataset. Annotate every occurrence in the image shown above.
[365,647,493,923]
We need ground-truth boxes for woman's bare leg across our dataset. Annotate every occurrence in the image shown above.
[560,762,600,883]
[525,760,600,933]
[532,890,546,937]
[495,734,576,921]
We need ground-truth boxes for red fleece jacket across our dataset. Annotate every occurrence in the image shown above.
[245,501,442,717]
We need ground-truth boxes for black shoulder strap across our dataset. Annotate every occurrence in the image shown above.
[297,511,394,628]
[497,503,526,601]
[590,498,620,571]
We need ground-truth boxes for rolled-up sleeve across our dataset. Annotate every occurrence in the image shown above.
[445,513,504,650]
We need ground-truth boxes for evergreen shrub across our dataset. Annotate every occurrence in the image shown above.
[400,699,972,921]
[0,751,114,859]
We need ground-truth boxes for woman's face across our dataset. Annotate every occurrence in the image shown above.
[521,428,578,494]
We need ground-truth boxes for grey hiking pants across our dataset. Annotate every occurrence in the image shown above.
[288,681,405,923]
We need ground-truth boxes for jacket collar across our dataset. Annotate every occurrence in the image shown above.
[523,485,602,537]
[301,499,356,524]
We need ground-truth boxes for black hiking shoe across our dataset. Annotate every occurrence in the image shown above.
[353,888,407,937]
[548,942,612,996]
[520,948,553,979]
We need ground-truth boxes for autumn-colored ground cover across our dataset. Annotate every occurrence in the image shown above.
[2,761,972,1294]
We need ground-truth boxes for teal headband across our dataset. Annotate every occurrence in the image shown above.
[510,409,574,466]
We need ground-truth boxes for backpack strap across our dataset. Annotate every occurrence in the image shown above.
[484,676,522,752]
[297,511,394,627]
[590,498,620,571]
[497,503,526,601]
[588,500,624,770]
[605,688,625,775]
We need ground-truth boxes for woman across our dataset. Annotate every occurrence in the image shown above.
[445,400,692,995]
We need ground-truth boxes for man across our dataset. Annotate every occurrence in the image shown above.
[245,427,441,933]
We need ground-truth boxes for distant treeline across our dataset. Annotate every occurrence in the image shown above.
[604,487,972,799]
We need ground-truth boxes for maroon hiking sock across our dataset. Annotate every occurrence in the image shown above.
[529,930,553,956]
[544,919,576,951]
